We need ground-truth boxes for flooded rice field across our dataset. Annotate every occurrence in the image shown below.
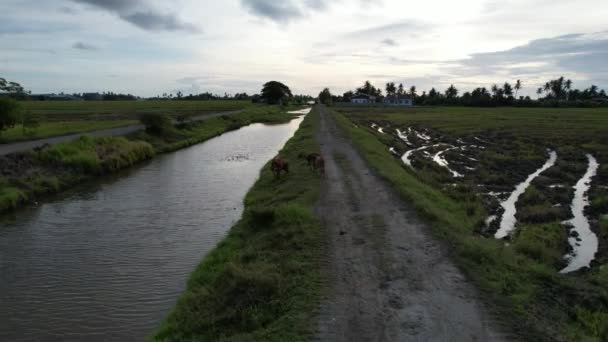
[360,119,606,274]
[0,115,305,341]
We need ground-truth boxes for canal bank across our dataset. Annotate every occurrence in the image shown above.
[0,110,310,341]
[153,107,323,341]
[0,106,300,214]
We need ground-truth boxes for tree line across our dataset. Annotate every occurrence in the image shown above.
[331,77,608,107]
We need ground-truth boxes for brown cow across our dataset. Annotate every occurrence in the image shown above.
[270,156,289,178]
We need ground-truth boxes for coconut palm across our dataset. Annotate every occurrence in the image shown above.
[514,80,522,98]
[409,85,417,99]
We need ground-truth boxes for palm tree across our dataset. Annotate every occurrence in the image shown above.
[409,85,417,99]
[445,84,458,99]
[536,87,543,99]
[385,82,396,96]
[397,83,405,96]
[514,80,522,98]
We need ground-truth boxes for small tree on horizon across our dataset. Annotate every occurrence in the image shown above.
[514,80,522,98]
[261,81,293,105]
[318,88,333,106]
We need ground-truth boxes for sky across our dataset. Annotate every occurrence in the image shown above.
[1,0,607,97]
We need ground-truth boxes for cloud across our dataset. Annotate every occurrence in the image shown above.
[123,12,199,32]
[240,0,302,23]
[450,32,608,85]
[71,0,200,33]
[343,21,430,40]
[381,38,397,46]
[72,41,98,50]
[240,0,335,23]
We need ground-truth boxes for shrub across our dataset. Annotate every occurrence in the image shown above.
[139,113,173,135]
[0,97,21,133]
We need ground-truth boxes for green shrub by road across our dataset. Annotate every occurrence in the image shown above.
[153,108,322,341]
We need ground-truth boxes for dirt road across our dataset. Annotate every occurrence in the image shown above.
[0,110,242,156]
[314,106,505,341]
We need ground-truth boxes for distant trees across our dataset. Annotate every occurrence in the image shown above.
[0,77,25,96]
[385,82,397,96]
[543,76,572,100]
[514,80,522,98]
[318,88,333,106]
[342,90,354,102]
[397,83,405,96]
[261,81,293,105]
[337,76,606,108]
[357,81,382,98]
[445,84,458,99]
[408,86,417,101]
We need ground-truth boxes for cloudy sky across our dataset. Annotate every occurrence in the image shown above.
[1,0,607,97]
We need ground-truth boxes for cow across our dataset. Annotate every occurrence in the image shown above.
[271,156,289,178]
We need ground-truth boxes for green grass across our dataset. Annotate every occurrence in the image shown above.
[153,108,322,341]
[330,106,608,341]
[0,120,136,143]
[22,100,253,121]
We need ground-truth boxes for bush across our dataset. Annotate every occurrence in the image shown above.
[0,97,21,133]
[22,112,41,136]
[139,113,173,135]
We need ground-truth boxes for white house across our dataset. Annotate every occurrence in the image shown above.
[351,93,376,104]
[383,95,413,106]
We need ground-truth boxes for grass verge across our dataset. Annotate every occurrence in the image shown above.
[152,108,322,341]
[330,108,608,342]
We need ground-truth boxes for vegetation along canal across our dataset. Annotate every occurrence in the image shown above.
[0,114,306,341]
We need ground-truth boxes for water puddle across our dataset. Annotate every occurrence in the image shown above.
[432,146,463,178]
[396,129,413,146]
[402,144,444,167]
[494,150,557,239]
[560,154,600,273]
[287,107,312,115]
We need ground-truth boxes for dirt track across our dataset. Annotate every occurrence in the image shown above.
[314,106,506,341]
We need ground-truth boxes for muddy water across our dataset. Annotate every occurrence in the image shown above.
[560,154,600,273]
[432,146,463,178]
[0,116,305,342]
[402,144,444,167]
[495,150,557,239]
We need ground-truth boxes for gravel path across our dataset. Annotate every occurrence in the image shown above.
[0,110,242,156]
[314,106,506,341]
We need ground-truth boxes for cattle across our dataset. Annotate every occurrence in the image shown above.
[270,156,289,178]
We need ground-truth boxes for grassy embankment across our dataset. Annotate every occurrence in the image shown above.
[0,100,253,143]
[153,108,322,341]
[0,106,301,213]
[330,106,608,341]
